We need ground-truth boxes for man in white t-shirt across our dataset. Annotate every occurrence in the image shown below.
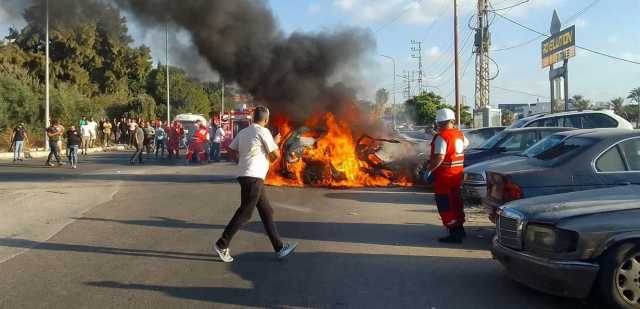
[87,117,98,148]
[209,122,225,162]
[214,106,297,263]
[80,122,92,155]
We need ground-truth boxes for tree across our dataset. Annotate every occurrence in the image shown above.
[572,95,592,110]
[610,97,627,119]
[374,88,389,115]
[403,91,447,125]
[628,87,640,128]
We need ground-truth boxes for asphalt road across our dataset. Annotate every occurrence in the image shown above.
[0,152,601,308]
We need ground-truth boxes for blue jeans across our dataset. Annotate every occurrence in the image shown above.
[13,141,24,160]
[68,145,79,166]
[46,141,61,165]
[210,142,221,161]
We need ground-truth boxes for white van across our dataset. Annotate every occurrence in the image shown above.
[174,113,208,147]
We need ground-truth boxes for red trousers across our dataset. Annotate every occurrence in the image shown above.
[434,173,465,228]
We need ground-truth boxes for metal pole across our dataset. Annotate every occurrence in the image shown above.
[454,0,461,127]
[549,64,555,113]
[166,23,170,124]
[380,55,396,130]
[220,79,225,120]
[563,59,569,111]
[45,0,50,150]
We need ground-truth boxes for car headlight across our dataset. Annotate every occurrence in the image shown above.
[524,224,578,254]
[464,172,485,182]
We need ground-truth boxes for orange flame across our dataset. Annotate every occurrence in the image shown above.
[266,112,413,188]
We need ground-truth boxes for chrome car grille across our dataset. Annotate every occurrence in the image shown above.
[497,208,525,250]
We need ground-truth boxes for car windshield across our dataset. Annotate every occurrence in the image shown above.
[525,135,596,163]
[476,130,507,149]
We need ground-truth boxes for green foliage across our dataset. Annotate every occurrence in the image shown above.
[0,72,42,128]
[404,92,448,125]
[610,97,626,119]
[572,95,592,110]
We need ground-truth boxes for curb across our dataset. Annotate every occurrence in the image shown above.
[1,145,128,160]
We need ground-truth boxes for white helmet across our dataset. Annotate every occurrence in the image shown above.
[436,108,456,123]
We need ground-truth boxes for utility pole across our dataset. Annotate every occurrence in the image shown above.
[165,23,170,124]
[45,0,50,150]
[402,71,413,100]
[380,54,396,130]
[410,40,423,94]
[474,0,491,111]
[454,0,461,127]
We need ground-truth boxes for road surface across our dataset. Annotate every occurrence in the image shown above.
[0,153,598,308]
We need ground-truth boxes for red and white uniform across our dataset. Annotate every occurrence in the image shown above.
[430,128,467,228]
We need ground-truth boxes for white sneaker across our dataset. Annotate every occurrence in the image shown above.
[214,243,234,263]
[276,243,298,260]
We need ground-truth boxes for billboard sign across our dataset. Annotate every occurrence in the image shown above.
[541,25,575,68]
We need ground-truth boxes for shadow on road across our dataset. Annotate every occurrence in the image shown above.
[0,238,218,262]
[0,172,236,184]
[70,216,493,250]
[85,251,600,309]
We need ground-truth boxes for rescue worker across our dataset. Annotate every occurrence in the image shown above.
[424,108,469,243]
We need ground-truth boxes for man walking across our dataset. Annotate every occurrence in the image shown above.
[155,122,166,159]
[129,122,145,165]
[423,108,469,243]
[11,122,28,162]
[45,120,64,167]
[66,126,82,169]
[210,121,225,162]
[214,106,296,262]
[88,117,98,148]
[80,121,91,156]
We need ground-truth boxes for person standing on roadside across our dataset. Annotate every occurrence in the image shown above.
[102,118,112,147]
[210,121,225,162]
[128,119,137,148]
[80,121,91,156]
[155,122,166,159]
[423,108,469,243]
[45,120,64,167]
[88,117,98,148]
[214,106,297,263]
[119,117,128,144]
[79,115,87,127]
[65,126,81,169]
[129,122,145,165]
[11,122,28,162]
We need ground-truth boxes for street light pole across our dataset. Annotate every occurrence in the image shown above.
[454,0,461,128]
[45,0,50,150]
[165,23,170,124]
[380,54,396,130]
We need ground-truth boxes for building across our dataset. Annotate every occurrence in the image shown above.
[498,102,551,116]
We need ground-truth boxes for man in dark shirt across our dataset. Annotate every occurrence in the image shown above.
[66,126,82,169]
[11,122,27,162]
[45,120,64,167]
[129,124,145,165]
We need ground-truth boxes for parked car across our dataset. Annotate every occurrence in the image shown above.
[492,185,640,308]
[463,126,505,149]
[484,129,640,217]
[464,127,574,167]
[509,110,633,130]
[463,155,525,205]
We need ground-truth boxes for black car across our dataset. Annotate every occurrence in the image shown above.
[484,129,640,214]
[464,127,574,167]
[492,185,640,308]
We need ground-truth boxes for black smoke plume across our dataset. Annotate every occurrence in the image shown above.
[113,0,375,121]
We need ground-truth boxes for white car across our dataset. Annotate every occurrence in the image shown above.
[509,110,633,130]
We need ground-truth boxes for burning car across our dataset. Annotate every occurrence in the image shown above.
[265,112,419,188]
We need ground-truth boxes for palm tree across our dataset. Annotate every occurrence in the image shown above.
[628,87,640,128]
[610,97,627,119]
[572,95,592,110]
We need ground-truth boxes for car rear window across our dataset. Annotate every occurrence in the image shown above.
[525,135,596,164]
[581,114,617,129]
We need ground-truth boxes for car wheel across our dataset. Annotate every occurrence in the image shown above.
[597,241,640,309]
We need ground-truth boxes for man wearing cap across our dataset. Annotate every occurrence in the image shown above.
[424,108,469,243]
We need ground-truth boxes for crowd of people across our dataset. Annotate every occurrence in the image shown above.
[9,115,227,168]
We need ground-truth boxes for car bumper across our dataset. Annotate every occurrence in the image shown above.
[462,182,486,203]
[492,238,599,299]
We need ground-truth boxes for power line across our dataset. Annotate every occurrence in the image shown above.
[491,34,543,52]
[489,0,530,12]
[374,0,425,33]
[563,0,600,23]
[493,11,640,65]
[492,85,549,99]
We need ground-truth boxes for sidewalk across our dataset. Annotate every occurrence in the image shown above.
[0,145,128,160]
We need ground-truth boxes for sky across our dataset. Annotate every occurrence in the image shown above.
[1,0,640,108]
